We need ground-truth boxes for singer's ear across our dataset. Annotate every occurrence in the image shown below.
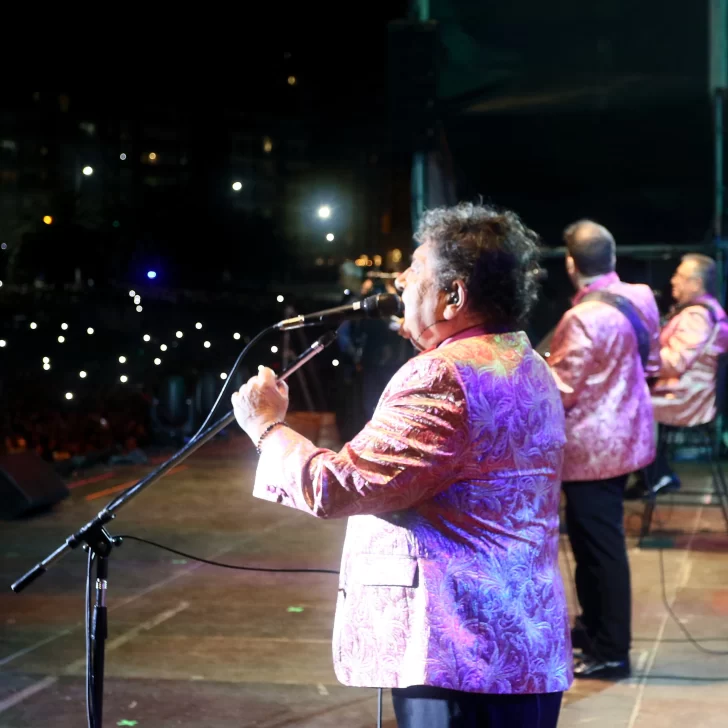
[443,280,467,320]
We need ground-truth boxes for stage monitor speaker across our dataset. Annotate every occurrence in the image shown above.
[0,453,70,519]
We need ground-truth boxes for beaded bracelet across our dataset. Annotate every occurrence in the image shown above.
[256,421,288,454]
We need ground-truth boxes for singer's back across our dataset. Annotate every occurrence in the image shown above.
[252,330,572,696]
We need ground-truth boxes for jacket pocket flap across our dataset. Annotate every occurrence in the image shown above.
[355,554,418,587]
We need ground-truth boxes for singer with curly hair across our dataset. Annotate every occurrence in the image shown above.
[233,202,571,728]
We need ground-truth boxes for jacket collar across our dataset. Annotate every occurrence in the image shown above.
[572,271,620,306]
[420,323,502,354]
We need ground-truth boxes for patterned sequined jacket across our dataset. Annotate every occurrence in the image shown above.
[548,272,661,482]
[651,294,728,427]
[252,330,572,694]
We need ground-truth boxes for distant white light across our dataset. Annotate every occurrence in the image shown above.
[160,344,168,351]
[0,339,6,348]
[276,295,285,303]
[326,233,335,242]
[0,280,3,287]
[87,327,94,335]
[317,205,331,219]
[0,243,6,250]
[136,305,143,312]
[220,372,227,380]
[120,153,127,161]
[332,359,340,367]
[147,270,156,280]
[176,331,183,338]
[134,295,141,304]
[118,356,127,364]
[129,290,136,297]
[79,371,87,378]
[233,332,241,340]
[195,322,202,330]
[270,345,279,353]
[232,181,243,191]
[43,362,51,370]
[61,323,68,330]
[65,392,74,400]
[58,335,65,343]
[154,358,161,366]
[43,356,50,364]
[143,334,151,342]
[30,322,37,329]
[120,375,128,383]
[203,341,211,348]
[344,289,351,295]
[82,166,93,176]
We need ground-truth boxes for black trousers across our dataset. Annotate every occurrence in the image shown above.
[563,474,631,662]
[391,686,563,728]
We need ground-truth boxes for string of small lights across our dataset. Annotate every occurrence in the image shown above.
[0,289,344,403]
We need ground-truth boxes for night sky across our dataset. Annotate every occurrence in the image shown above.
[0,1,723,291]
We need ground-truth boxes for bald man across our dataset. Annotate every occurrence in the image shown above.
[548,220,660,680]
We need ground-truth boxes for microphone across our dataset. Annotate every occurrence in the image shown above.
[277,331,338,381]
[274,293,403,331]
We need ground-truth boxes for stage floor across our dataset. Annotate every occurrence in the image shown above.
[2,435,728,727]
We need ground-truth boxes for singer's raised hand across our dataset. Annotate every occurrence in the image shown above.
[232,366,289,442]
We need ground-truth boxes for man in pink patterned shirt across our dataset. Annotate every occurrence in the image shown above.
[548,220,660,680]
[637,254,728,495]
[233,203,571,727]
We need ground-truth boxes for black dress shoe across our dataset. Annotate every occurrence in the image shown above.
[574,655,631,680]
[651,474,681,496]
[624,473,681,500]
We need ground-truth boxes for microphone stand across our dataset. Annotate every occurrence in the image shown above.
[10,329,338,728]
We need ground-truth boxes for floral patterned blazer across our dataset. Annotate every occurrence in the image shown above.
[253,329,572,694]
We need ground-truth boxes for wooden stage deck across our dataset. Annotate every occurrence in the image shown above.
[2,434,728,727]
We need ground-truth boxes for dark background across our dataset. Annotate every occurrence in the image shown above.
[0,1,724,461]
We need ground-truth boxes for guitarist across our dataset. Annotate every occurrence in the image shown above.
[547,220,660,679]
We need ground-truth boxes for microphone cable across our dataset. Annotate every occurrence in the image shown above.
[116,534,339,575]
[193,321,320,437]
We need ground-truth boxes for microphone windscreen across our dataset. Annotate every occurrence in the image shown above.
[362,293,403,318]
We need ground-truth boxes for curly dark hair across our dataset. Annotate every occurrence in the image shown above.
[414,202,543,328]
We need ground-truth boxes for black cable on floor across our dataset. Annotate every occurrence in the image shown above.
[657,547,728,655]
[117,534,339,575]
[559,531,728,659]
